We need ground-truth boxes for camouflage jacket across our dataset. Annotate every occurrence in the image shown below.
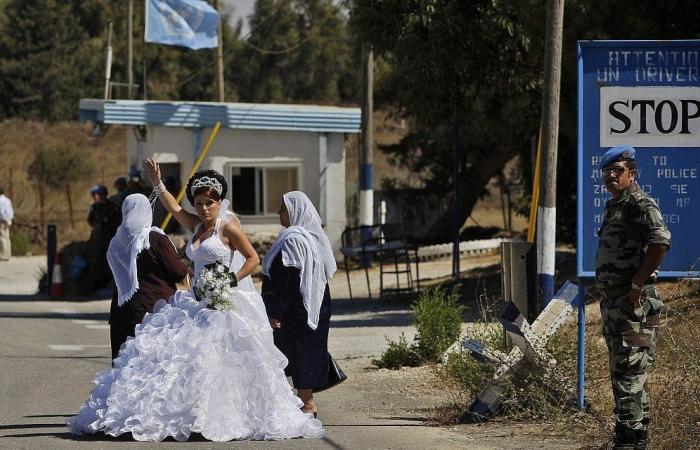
[595,182,671,291]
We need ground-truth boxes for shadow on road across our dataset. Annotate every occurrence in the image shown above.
[0,312,109,320]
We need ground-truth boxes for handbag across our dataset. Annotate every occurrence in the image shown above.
[313,354,348,393]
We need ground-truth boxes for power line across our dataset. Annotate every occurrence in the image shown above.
[177,3,313,89]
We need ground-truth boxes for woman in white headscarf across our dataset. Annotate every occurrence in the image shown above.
[262,191,337,417]
[106,193,188,361]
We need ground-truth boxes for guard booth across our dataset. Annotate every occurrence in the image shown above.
[79,99,361,254]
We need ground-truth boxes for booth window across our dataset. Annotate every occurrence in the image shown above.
[230,166,299,215]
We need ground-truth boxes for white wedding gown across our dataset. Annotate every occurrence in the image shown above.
[66,219,325,441]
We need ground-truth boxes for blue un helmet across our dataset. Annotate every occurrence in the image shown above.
[599,145,636,169]
[90,184,108,196]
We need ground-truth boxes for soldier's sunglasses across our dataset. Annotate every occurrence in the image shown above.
[601,166,627,177]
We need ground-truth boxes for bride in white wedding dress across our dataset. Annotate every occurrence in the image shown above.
[66,162,324,442]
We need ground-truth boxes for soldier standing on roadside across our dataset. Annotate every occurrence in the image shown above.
[87,184,121,290]
[595,145,671,450]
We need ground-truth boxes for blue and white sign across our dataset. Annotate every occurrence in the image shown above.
[578,41,700,277]
[145,0,220,50]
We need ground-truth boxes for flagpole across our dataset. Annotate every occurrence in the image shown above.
[213,0,225,102]
[104,22,113,100]
[127,0,134,99]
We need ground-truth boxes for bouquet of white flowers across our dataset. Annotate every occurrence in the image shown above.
[193,261,237,311]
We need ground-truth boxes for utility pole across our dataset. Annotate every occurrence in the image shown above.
[213,0,225,102]
[537,0,565,308]
[127,0,134,99]
[452,122,461,279]
[360,44,374,241]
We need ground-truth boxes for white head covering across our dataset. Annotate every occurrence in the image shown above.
[262,191,337,330]
[107,194,166,306]
[0,194,13,224]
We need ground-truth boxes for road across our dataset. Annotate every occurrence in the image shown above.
[0,255,577,449]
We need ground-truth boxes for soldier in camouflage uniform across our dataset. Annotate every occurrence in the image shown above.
[595,146,671,450]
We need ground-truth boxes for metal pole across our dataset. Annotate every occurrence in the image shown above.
[213,0,225,102]
[127,0,134,99]
[536,0,565,308]
[104,23,113,100]
[47,224,56,294]
[360,44,374,265]
[160,122,223,230]
[452,121,461,278]
[143,60,148,100]
[577,279,587,410]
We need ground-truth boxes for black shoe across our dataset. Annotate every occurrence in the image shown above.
[633,429,648,450]
[612,427,635,450]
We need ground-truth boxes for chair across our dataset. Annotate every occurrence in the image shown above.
[368,223,420,299]
[340,225,381,300]
[340,224,420,300]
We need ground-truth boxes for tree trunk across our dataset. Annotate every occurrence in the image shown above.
[37,185,45,231]
[425,146,519,241]
[65,184,74,229]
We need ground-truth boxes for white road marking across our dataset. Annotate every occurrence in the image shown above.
[48,344,110,351]
[49,344,110,351]
[51,310,108,330]
[51,309,78,315]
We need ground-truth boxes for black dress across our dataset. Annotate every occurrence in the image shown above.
[109,231,189,360]
[262,253,331,390]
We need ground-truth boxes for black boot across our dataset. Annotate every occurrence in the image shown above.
[612,427,635,450]
[633,429,648,450]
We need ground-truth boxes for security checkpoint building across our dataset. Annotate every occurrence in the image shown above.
[79,99,361,253]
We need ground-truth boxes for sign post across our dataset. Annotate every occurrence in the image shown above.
[577,40,700,408]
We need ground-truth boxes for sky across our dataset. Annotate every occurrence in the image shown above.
[222,0,256,37]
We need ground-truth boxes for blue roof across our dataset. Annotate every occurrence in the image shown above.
[79,99,361,133]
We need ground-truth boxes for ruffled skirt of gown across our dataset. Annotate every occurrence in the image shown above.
[66,289,325,441]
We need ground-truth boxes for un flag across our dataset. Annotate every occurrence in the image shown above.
[145,0,220,50]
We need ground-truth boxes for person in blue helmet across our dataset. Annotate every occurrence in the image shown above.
[595,145,671,450]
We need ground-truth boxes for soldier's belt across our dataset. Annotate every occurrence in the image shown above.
[603,285,631,299]
[603,282,655,299]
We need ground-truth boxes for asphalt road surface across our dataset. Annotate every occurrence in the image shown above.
[0,255,577,449]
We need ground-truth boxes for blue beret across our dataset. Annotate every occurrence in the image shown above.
[90,184,108,195]
[600,145,635,168]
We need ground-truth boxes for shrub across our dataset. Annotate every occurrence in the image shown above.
[440,349,495,397]
[413,288,465,362]
[10,230,29,256]
[372,333,422,369]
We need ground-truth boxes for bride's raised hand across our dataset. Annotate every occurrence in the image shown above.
[144,157,161,184]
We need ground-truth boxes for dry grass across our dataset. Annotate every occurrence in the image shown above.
[542,280,700,449]
[432,277,700,449]
[0,120,127,250]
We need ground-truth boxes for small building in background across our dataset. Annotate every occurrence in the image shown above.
[79,99,361,253]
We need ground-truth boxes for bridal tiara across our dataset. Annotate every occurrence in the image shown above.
[190,176,223,196]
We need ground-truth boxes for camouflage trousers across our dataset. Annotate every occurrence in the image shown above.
[600,285,664,434]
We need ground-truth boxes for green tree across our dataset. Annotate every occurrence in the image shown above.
[0,0,244,119]
[27,145,94,229]
[350,0,700,243]
[233,0,358,104]
[349,0,542,240]
[0,0,107,120]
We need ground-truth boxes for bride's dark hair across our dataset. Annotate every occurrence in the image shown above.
[186,169,228,205]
